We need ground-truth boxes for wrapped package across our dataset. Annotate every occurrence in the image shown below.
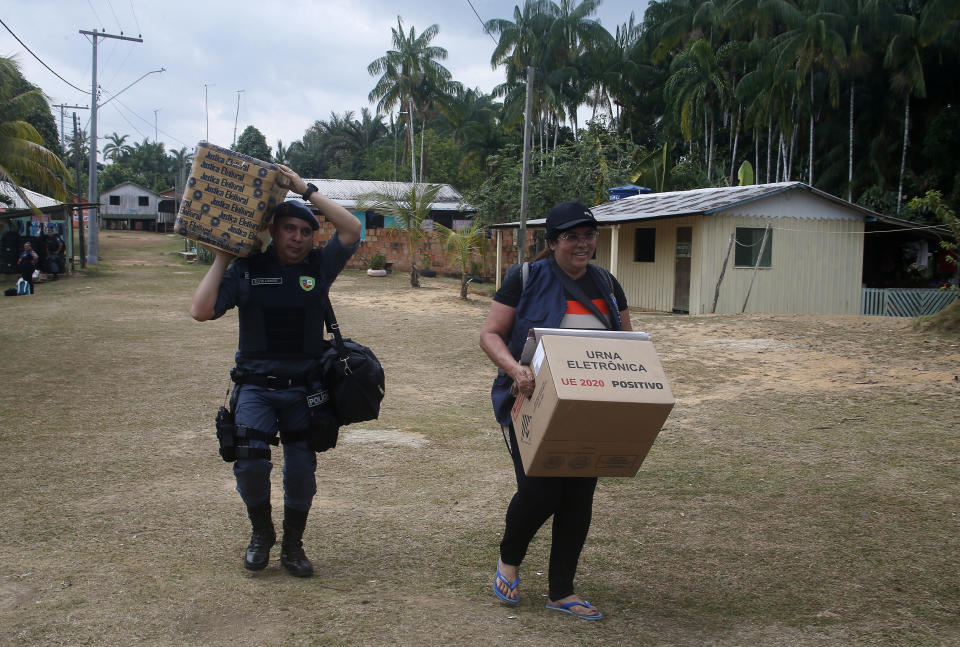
[175,142,292,256]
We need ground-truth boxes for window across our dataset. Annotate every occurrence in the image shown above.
[138,196,149,207]
[365,211,383,229]
[734,227,773,268]
[109,195,120,206]
[634,228,656,262]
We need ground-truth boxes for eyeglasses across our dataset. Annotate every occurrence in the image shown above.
[557,230,599,243]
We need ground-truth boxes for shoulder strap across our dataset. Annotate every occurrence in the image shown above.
[594,265,623,330]
[547,259,614,330]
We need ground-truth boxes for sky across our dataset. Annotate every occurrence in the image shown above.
[2,0,649,160]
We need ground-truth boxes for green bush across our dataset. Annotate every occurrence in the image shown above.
[369,253,386,270]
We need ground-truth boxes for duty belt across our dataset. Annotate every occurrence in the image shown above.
[230,368,309,390]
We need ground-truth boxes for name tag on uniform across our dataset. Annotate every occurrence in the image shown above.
[250,277,282,285]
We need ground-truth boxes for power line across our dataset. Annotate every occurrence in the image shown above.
[104,0,123,31]
[108,97,192,148]
[0,18,90,94]
[128,0,142,35]
[464,0,498,44]
[85,0,106,31]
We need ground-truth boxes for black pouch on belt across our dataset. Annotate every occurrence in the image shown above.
[306,384,340,452]
[215,405,237,462]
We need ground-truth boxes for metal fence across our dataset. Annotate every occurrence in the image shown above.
[862,288,959,317]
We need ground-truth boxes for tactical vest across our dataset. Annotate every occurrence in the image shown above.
[236,250,328,358]
[490,259,622,426]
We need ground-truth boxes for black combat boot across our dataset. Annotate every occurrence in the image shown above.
[243,503,276,571]
[280,506,313,577]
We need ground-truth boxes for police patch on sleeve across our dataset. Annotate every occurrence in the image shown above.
[299,276,316,291]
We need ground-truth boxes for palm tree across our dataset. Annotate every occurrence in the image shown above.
[368,18,452,183]
[884,9,926,213]
[664,38,731,182]
[486,0,554,141]
[543,0,610,134]
[0,56,69,204]
[102,132,132,163]
[169,146,193,196]
[321,109,387,177]
[438,85,502,172]
[274,139,289,165]
[487,0,554,83]
[773,0,847,187]
[840,0,882,200]
[435,219,485,299]
[356,183,443,287]
[63,127,89,172]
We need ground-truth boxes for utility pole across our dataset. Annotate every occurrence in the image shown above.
[154,108,161,141]
[518,65,535,264]
[53,104,88,149]
[80,28,142,266]
[232,89,244,147]
[73,113,85,269]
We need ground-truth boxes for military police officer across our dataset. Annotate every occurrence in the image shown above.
[191,164,362,576]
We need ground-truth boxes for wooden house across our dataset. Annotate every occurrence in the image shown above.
[99,182,165,231]
[491,182,910,316]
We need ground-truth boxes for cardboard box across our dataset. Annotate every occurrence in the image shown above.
[510,331,674,477]
[174,142,292,257]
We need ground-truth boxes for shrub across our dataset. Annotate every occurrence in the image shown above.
[369,253,386,270]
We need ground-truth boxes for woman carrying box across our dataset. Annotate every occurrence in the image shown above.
[479,201,632,621]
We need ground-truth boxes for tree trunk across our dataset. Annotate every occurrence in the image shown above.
[707,119,714,181]
[703,112,709,172]
[776,132,783,182]
[460,273,469,299]
[897,98,910,214]
[407,96,416,184]
[808,80,815,187]
[419,115,426,183]
[848,80,855,202]
[766,117,772,183]
[730,103,741,185]
[754,131,759,185]
[408,238,420,288]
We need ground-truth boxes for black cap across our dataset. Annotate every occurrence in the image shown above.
[274,200,319,231]
[545,201,597,239]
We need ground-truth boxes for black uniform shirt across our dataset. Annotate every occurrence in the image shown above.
[213,232,359,375]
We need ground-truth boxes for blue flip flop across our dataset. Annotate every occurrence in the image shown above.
[546,599,603,620]
[493,562,520,604]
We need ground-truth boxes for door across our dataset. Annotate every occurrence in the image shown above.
[673,227,692,313]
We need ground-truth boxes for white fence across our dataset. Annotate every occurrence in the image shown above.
[862,288,958,317]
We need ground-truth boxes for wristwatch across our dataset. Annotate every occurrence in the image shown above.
[301,182,318,201]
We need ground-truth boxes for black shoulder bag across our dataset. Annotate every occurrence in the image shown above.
[320,290,386,425]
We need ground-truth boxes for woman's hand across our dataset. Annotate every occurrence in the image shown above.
[511,363,536,399]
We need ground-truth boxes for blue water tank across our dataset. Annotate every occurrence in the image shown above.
[608,184,652,201]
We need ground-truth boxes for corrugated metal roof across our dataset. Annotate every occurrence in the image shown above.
[290,179,474,212]
[0,181,60,210]
[491,182,883,227]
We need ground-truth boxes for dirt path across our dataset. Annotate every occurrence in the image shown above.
[0,232,957,647]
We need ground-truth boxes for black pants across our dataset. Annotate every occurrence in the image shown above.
[499,424,598,600]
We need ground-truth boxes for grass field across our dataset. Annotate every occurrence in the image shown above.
[0,231,958,647]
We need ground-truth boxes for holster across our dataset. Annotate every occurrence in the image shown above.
[215,405,237,462]
[305,377,339,452]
